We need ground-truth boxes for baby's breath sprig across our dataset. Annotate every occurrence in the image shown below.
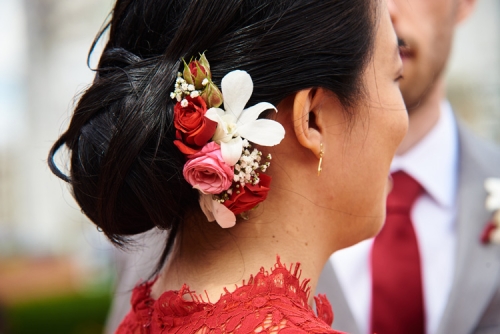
[233,140,272,187]
[213,141,272,204]
[170,72,204,103]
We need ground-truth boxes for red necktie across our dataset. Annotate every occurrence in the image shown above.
[370,171,425,334]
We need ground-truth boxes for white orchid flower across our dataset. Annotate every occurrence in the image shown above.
[205,70,285,166]
[485,178,500,211]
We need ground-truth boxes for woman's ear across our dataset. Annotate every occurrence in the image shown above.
[292,88,326,158]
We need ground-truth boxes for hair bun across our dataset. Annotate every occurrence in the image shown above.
[49,48,199,246]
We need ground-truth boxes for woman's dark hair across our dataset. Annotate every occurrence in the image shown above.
[48,0,378,271]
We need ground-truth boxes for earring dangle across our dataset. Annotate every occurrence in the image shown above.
[317,143,324,176]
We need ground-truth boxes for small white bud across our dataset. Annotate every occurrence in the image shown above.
[181,99,189,107]
[202,78,209,86]
[170,92,176,99]
[190,90,200,98]
[187,84,195,91]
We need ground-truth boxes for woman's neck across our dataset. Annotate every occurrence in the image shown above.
[151,189,340,305]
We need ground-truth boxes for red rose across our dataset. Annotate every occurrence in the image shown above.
[173,96,217,155]
[223,174,272,215]
[183,54,211,89]
[189,60,208,76]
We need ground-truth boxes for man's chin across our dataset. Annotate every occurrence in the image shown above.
[402,91,429,113]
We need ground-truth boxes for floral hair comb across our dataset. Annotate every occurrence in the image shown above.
[171,54,285,228]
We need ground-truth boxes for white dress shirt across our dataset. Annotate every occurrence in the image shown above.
[331,101,459,334]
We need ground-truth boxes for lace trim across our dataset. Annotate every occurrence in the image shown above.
[118,257,339,333]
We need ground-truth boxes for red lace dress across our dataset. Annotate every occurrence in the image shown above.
[116,259,344,333]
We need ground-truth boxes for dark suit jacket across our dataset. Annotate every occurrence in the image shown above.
[317,124,500,334]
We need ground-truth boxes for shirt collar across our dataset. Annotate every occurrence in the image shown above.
[390,100,459,208]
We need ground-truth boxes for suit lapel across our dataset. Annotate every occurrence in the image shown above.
[437,125,500,334]
[317,260,362,334]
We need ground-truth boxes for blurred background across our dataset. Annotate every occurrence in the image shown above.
[0,0,499,333]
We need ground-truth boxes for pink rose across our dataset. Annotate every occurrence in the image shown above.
[183,142,234,194]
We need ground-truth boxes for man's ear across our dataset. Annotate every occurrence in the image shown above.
[455,0,477,24]
[292,88,328,158]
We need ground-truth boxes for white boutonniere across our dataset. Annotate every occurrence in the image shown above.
[481,178,500,244]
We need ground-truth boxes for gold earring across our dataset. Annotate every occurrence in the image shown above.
[318,143,324,176]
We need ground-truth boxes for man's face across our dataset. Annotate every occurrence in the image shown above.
[388,0,461,110]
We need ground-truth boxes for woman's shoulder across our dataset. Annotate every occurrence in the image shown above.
[116,259,345,333]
